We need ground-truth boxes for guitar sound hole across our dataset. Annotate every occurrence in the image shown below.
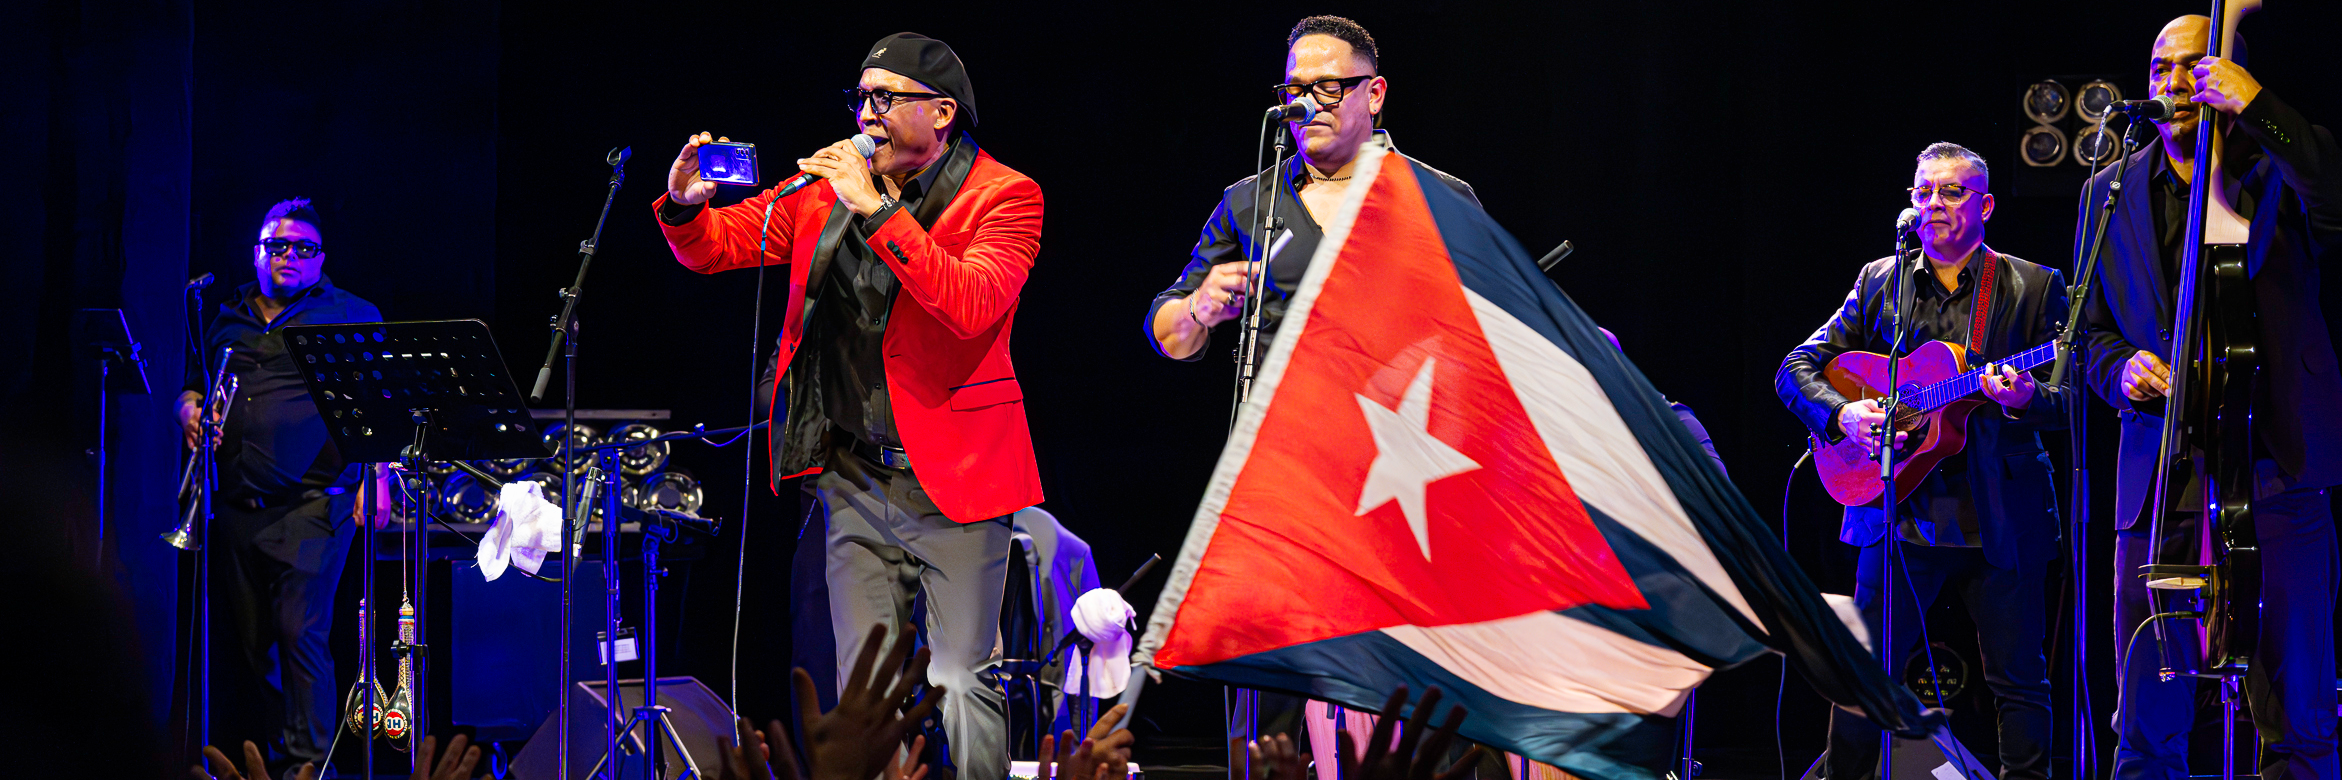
[1896,417,1931,457]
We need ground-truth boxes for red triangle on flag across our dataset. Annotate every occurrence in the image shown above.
[1159,156,1647,669]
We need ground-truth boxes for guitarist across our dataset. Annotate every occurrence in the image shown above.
[1778,143,2069,780]
[2078,16,2342,780]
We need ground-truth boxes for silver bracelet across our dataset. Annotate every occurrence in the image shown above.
[1186,295,1210,327]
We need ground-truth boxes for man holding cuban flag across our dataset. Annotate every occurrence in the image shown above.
[1127,137,1940,780]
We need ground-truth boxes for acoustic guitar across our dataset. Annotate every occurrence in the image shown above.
[1811,339,2058,508]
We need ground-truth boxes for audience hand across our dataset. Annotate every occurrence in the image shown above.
[1048,703,1135,780]
[1336,687,1481,780]
[411,734,482,780]
[885,734,929,780]
[719,717,808,780]
[794,623,945,780]
[187,741,313,780]
[1236,733,1308,780]
[1040,733,1123,780]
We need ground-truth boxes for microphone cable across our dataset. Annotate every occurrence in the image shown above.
[728,191,785,725]
[1777,449,1809,780]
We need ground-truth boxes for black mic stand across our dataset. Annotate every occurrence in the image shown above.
[1876,219,1918,780]
[568,424,747,780]
[527,146,626,780]
[2046,119,2142,780]
[1222,114,1292,774]
[1231,116,1290,422]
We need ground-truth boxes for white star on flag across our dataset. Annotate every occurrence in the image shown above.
[1353,356,1482,559]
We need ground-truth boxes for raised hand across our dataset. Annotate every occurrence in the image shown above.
[1042,732,1124,780]
[187,741,314,780]
[1336,687,1481,780]
[794,623,944,780]
[411,734,481,780]
[1237,733,1309,780]
[719,717,809,780]
[884,734,929,780]
[1054,703,1135,780]
[669,132,726,206]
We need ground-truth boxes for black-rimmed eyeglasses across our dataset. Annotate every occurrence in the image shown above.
[846,88,947,116]
[257,238,323,259]
[1271,75,1375,106]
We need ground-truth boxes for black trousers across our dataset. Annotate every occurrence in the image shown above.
[1826,542,2053,780]
[210,492,355,770]
[2112,470,2337,780]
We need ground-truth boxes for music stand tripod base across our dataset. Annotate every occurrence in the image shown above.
[283,319,551,771]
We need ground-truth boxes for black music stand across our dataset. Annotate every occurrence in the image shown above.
[284,318,548,776]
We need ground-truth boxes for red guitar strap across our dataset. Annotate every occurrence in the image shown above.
[1966,249,2000,358]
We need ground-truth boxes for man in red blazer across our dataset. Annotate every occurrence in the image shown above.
[654,32,1039,780]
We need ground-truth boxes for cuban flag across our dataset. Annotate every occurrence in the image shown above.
[1135,143,1927,780]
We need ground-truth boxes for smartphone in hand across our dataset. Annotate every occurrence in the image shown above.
[696,141,759,186]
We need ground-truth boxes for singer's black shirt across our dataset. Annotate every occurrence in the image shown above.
[802,155,949,450]
[1146,131,1480,364]
[183,277,382,499]
[672,149,952,456]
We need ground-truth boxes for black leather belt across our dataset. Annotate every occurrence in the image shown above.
[843,433,913,471]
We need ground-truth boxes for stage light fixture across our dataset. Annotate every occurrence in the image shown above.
[2076,80,2121,124]
[610,423,670,477]
[441,472,498,524]
[481,458,533,480]
[2074,124,2122,167]
[2022,80,2071,124]
[2021,125,2067,167]
[542,422,601,475]
[635,471,705,515]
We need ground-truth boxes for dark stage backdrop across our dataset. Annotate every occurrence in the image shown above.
[13,0,2340,775]
[491,1,2342,774]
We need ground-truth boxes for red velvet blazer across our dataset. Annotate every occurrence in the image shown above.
[655,149,1043,523]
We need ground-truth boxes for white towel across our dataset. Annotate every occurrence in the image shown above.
[1063,588,1135,698]
[478,481,563,581]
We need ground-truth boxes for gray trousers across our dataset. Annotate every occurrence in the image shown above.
[810,449,1011,780]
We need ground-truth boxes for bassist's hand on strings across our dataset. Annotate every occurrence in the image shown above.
[2121,351,2173,402]
[2189,56,2262,115]
[1837,399,1907,454]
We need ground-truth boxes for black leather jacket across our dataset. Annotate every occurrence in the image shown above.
[1776,251,2070,568]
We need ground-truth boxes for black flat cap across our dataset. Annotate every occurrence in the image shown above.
[863,33,978,128]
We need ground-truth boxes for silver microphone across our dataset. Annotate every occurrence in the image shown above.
[1266,96,1321,123]
[1896,208,1922,235]
[771,133,880,198]
[2110,96,2180,121]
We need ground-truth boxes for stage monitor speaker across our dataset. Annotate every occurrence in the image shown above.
[1799,729,1994,780]
[510,676,731,780]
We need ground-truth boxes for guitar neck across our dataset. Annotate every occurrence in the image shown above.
[1905,341,2061,412]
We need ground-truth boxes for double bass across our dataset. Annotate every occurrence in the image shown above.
[2139,0,2262,679]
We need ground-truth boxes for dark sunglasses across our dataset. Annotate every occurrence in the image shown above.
[845,88,947,116]
[257,238,323,259]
